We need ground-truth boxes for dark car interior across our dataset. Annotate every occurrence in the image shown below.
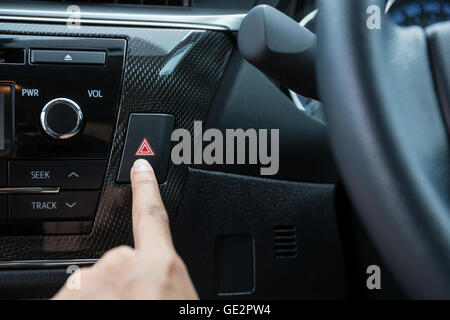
[0,0,449,300]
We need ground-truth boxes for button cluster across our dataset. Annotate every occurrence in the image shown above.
[0,160,106,221]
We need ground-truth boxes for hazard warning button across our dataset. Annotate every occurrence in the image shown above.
[135,138,156,157]
[117,114,174,184]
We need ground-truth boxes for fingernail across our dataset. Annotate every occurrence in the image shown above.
[133,159,152,172]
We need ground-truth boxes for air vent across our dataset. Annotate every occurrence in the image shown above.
[21,0,191,7]
[274,226,298,259]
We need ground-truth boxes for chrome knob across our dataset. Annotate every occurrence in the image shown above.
[40,98,83,140]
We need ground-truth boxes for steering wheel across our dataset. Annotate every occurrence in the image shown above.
[317,0,450,298]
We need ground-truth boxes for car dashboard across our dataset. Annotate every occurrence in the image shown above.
[0,0,448,300]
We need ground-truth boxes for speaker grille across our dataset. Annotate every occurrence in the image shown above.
[274,226,298,259]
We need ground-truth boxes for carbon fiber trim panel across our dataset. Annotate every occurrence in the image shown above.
[0,23,232,260]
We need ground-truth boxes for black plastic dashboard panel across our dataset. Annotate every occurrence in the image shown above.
[199,50,338,183]
[174,168,346,299]
[0,23,233,260]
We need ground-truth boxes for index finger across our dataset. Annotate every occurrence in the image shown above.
[130,159,173,251]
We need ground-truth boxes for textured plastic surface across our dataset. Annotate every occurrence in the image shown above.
[0,23,232,260]
[174,168,346,299]
[0,268,69,299]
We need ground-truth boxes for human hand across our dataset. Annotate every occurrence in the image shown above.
[53,159,198,300]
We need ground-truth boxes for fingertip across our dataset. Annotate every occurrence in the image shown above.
[131,159,158,187]
[129,159,170,250]
[131,159,153,173]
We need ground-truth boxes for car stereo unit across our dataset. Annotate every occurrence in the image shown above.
[0,35,126,235]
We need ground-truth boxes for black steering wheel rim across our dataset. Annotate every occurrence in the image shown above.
[317,0,450,298]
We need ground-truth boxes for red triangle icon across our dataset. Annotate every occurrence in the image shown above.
[135,138,156,156]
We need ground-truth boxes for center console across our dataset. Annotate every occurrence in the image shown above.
[0,35,126,234]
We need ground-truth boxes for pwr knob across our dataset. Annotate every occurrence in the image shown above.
[40,98,84,140]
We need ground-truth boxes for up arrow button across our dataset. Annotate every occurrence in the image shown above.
[68,172,80,178]
[10,160,107,189]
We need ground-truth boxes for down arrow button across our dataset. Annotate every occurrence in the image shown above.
[65,202,77,208]
[10,191,101,221]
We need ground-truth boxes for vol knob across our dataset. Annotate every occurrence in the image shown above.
[40,98,84,140]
